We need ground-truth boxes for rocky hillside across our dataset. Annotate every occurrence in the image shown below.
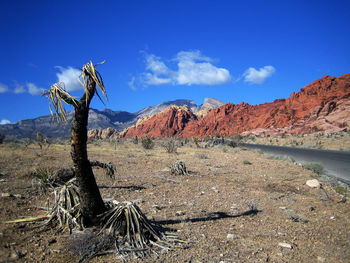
[121,106,198,138]
[122,74,350,138]
[0,98,223,139]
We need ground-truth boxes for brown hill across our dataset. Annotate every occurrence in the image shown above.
[122,74,350,138]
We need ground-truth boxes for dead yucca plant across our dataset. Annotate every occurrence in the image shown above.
[5,178,82,230]
[171,160,188,175]
[99,201,182,260]
[44,178,83,232]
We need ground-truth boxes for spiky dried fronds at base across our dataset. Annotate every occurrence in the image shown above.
[44,178,84,232]
[99,201,185,260]
[171,160,188,175]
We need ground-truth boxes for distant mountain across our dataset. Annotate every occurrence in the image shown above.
[122,74,350,138]
[0,98,223,139]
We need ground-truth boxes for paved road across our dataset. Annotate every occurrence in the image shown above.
[241,143,350,184]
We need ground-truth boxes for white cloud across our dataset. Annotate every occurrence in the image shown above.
[56,66,82,92]
[0,83,9,93]
[243,65,276,84]
[0,119,11,125]
[176,51,231,85]
[145,54,170,75]
[143,73,172,85]
[26,82,44,96]
[132,50,231,89]
[14,82,26,94]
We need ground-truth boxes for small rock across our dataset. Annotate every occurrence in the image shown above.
[226,234,239,240]
[306,179,321,188]
[330,216,335,220]
[308,206,315,211]
[317,256,326,262]
[11,251,24,259]
[278,242,293,249]
[13,194,23,199]
[1,193,12,198]
[175,211,185,216]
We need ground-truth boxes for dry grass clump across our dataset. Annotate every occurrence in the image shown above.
[30,167,74,192]
[163,139,178,153]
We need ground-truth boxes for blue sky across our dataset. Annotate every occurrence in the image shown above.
[1,0,350,124]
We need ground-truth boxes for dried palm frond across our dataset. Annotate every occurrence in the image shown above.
[5,178,82,232]
[44,178,83,232]
[99,200,184,260]
[42,82,78,123]
[81,61,108,105]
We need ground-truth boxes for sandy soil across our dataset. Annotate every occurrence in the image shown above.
[0,139,349,262]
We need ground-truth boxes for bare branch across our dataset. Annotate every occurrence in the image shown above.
[90,160,115,179]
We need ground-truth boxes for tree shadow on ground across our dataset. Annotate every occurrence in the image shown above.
[98,185,146,191]
[155,208,262,226]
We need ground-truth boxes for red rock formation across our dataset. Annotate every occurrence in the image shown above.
[122,74,350,138]
[121,106,198,138]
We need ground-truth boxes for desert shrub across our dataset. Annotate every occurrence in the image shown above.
[191,136,200,148]
[266,154,295,163]
[334,186,347,196]
[0,134,4,144]
[132,136,138,144]
[163,139,177,153]
[228,140,238,148]
[243,160,252,165]
[141,136,154,150]
[31,167,74,192]
[36,132,44,149]
[196,153,208,159]
[304,162,324,176]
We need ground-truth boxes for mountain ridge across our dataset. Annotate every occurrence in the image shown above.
[0,98,224,139]
[122,73,350,138]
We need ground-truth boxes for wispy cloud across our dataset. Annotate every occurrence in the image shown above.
[243,65,276,84]
[128,77,137,91]
[0,119,11,125]
[132,50,231,89]
[55,66,82,92]
[14,81,26,94]
[26,82,44,96]
[0,81,44,96]
[0,83,9,93]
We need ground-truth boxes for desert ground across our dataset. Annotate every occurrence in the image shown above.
[0,137,349,262]
[244,132,350,151]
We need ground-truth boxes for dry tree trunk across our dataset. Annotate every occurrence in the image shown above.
[70,77,106,226]
[43,62,108,227]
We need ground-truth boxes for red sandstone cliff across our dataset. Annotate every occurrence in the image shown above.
[121,74,350,138]
[121,106,198,138]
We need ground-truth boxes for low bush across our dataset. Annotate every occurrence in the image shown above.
[141,136,154,150]
[304,162,324,176]
[163,139,177,153]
